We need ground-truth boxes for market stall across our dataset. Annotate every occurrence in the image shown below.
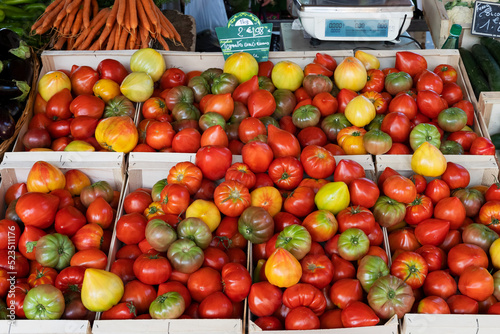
[1,0,500,333]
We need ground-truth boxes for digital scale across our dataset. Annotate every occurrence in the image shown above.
[292,0,415,42]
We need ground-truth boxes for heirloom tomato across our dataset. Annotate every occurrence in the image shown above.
[265,248,302,288]
[367,275,414,319]
[390,251,428,289]
[341,301,380,328]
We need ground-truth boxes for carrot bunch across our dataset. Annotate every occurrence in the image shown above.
[31,0,182,51]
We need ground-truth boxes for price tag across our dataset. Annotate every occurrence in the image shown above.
[472,0,500,38]
[215,12,273,61]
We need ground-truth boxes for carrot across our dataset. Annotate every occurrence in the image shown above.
[157,13,173,40]
[31,13,47,32]
[156,35,169,51]
[159,9,182,45]
[140,0,158,30]
[67,36,75,50]
[135,0,150,33]
[45,0,66,13]
[139,25,148,48]
[106,0,119,29]
[92,0,99,17]
[56,12,69,31]
[66,0,83,14]
[35,0,66,34]
[114,24,122,50]
[128,29,136,49]
[89,37,101,51]
[124,2,130,31]
[78,8,110,50]
[106,23,118,50]
[71,8,84,37]
[128,0,137,30]
[53,36,67,50]
[96,24,113,50]
[55,0,70,26]
[116,0,126,26]
[118,23,129,49]
[63,4,80,35]
[82,0,91,29]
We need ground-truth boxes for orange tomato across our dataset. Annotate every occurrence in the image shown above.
[27,161,66,193]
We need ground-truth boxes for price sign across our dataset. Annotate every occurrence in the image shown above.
[472,0,500,38]
[215,12,273,61]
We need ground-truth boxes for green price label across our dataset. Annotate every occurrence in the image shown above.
[215,12,273,61]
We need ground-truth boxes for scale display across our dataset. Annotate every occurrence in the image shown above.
[325,19,389,38]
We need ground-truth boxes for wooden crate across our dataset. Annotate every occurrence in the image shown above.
[401,313,500,334]
[93,153,246,334]
[0,320,91,334]
[0,157,125,333]
[422,0,500,49]
[477,92,500,136]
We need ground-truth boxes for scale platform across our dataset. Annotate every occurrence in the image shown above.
[293,0,415,42]
[280,22,422,50]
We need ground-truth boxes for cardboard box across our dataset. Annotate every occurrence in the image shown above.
[93,153,246,334]
[0,157,125,333]
[422,0,500,49]
[401,313,500,334]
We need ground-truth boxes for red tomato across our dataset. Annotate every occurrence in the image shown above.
[341,301,380,327]
[121,280,157,315]
[248,281,282,317]
[383,175,417,204]
[187,267,222,302]
[337,206,375,235]
[285,306,320,330]
[441,82,463,106]
[116,212,147,245]
[458,265,494,302]
[362,69,385,93]
[146,121,175,150]
[133,253,171,285]
[142,97,168,119]
[388,93,418,120]
[333,159,365,185]
[268,156,304,190]
[380,112,411,144]
[45,88,73,120]
[221,262,252,302]
[330,278,363,309]
[314,53,337,71]
[172,128,201,153]
[254,316,283,330]
[418,296,450,314]
[447,294,479,314]
[195,145,232,181]
[433,64,457,84]
[416,69,443,94]
[337,89,358,113]
[198,291,233,319]
[453,100,474,126]
[97,59,129,84]
[70,65,99,95]
[395,51,427,78]
[300,145,335,179]
[70,249,108,269]
[391,251,428,289]
[110,258,136,284]
[258,61,274,77]
[415,218,450,246]
[417,90,448,119]
[470,137,496,155]
[232,75,259,105]
[304,62,333,77]
[312,92,338,117]
[300,254,334,289]
[447,243,488,276]
[423,270,457,299]
[424,179,450,204]
[331,254,356,282]
[434,196,466,230]
[297,127,328,148]
[70,95,105,118]
[160,68,187,90]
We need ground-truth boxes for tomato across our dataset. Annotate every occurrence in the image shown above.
[97,59,129,84]
[333,159,365,186]
[422,270,457,299]
[167,161,203,196]
[380,112,411,144]
[299,178,329,194]
[133,253,171,285]
[70,249,108,269]
[433,64,457,84]
[302,210,338,243]
[447,294,479,314]
[434,196,466,230]
[337,206,375,235]
[341,301,379,327]
[116,212,147,245]
[45,88,73,120]
[405,194,433,226]
[27,267,58,288]
[23,284,65,320]
[299,145,335,179]
[382,175,417,204]
[418,296,450,314]
[348,178,379,208]
[441,82,463,106]
[304,62,333,78]
[415,69,443,94]
[17,226,45,261]
[118,280,156,315]
[395,51,427,78]
[470,137,496,155]
[159,184,190,215]
[95,116,139,153]
[70,65,99,96]
[357,254,390,293]
[195,145,232,181]
[268,156,303,191]
[110,259,136,284]
[416,90,448,119]
[55,266,86,292]
[141,97,167,119]
[447,243,488,276]
[424,179,450,204]
[186,199,221,232]
[267,124,301,158]
[388,93,418,119]
[187,267,222,302]
[458,266,494,302]
[337,228,370,261]
[390,251,428,289]
[158,68,187,90]
[415,218,450,246]
[85,197,114,229]
[72,223,104,251]
[453,100,474,126]
[15,192,59,229]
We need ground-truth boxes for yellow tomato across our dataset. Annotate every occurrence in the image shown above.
[120,72,154,103]
[271,61,304,91]
[81,269,124,312]
[354,50,380,70]
[185,199,221,232]
[64,140,96,152]
[337,126,367,155]
[411,141,447,177]
[344,95,376,128]
[491,238,500,269]
[315,182,350,215]
[223,52,259,83]
[144,201,165,220]
[27,161,66,193]
[250,186,283,217]
[95,116,138,153]
[334,57,367,92]
[93,79,121,103]
[38,70,71,102]
[265,248,302,288]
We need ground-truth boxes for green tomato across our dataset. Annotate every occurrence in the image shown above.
[149,291,185,319]
[276,225,312,260]
[409,123,442,151]
[176,217,212,249]
[172,102,200,122]
[320,113,352,142]
[367,275,415,320]
[199,112,226,132]
[372,196,406,229]
[35,233,75,271]
[314,182,350,215]
[357,255,390,293]
[188,75,210,103]
[151,178,168,202]
[272,89,296,120]
[211,73,239,95]
[292,105,321,129]
[23,284,65,320]
[384,72,413,95]
[366,114,385,131]
[167,239,204,274]
[103,96,135,118]
[337,228,370,261]
[440,140,464,155]
[238,206,274,244]
[437,107,467,133]
[146,218,177,252]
